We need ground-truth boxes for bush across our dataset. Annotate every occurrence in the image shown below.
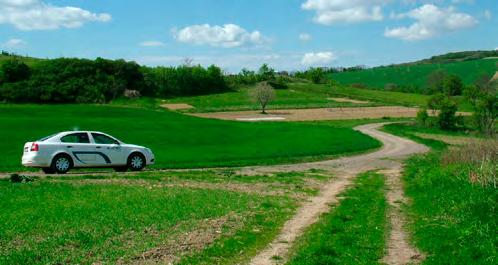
[416,108,429,126]
[10,174,34,183]
[437,97,458,130]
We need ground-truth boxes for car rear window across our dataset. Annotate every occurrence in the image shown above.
[92,133,119,145]
[37,134,57,142]
[61,133,90,143]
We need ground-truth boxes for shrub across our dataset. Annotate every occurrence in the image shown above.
[416,108,429,126]
[437,97,458,130]
[351,83,367,89]
[10,174,34,183]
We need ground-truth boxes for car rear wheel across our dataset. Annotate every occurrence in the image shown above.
[51,154,73,174]
[128,153,145,171]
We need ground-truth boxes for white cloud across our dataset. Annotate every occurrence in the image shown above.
[301,0,388,25]
[385,4,477,41]
[0,0,111,30]
[299,33,312,41]
[1,38,26,48]
[301,52,337,66]
[173,24,268,48]
[139,41,165,47]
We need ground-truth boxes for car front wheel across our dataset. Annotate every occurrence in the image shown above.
[128,153,145,171]
[51,154,73,174]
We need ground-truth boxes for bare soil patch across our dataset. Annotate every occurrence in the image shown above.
[327,97,369,104]
[491,71,498,82]
[161,103,194,111]
[193,106,427,122]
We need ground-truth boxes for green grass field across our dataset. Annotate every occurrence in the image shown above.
[165,82,473,112]
[331,59,498,91]
[288,171,387,264]
[0,104,381,172]
[1,169,330,264]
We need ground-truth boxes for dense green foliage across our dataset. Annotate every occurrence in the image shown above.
[415,50,498,64]
[288,172,387,265]
[293,68,327,84]
[0,173,295,264]
[0,56,229,103]
[0,104,380,172]
[331,59,497,94]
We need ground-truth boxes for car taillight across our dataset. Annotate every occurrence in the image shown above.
[30,143,39,152]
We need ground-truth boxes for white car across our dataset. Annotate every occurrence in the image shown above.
[22,131,155,174]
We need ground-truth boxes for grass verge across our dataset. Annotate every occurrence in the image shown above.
[384,123,497,264]
[287,171,387,265]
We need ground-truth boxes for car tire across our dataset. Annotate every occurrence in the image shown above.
[42,168,55,174]
[50,154,73,174]
[128,152,145,171]
[114,166,128,172]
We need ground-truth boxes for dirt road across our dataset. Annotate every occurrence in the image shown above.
[248,123,429,265]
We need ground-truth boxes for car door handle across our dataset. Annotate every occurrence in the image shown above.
[96,146,102,149]
[66,146,73,149]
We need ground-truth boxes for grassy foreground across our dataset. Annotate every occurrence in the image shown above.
[384,124,497,264]
[0,169,336,264]
[0,104,381,172]
[288,172,387,265]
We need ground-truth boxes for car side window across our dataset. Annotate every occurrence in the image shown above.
[92,133,119,145]
[60,133,90,143]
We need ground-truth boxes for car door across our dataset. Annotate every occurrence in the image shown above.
[90,133,125,166]
[60,133,95,166]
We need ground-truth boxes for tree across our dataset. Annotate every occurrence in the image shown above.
[0,60,31,83]
[464,81,497,136]
[258,64,275,81]
[308,67,326,84]
[437,97,458,130]
[250,82,275,114]
[442,74,464,96]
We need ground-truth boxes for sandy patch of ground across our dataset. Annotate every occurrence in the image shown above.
[327,97,370,104]
[248,123,429,265]
[161,103,194,111]
[193,106,470,122]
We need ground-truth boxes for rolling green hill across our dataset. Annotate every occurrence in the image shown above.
[331,57,497,92]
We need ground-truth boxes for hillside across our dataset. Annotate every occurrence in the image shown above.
[331,57,497,93]
[0,52,43,66]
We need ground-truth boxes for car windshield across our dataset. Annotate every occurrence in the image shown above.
[37,134,58,142]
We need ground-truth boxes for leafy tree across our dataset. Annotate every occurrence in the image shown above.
[416,107,429,126]
[250,82,275,114]
[426,69,447,94]
[258,64,275,81]
[465,81,497,136]
[437,97,458,130]
[442,74,464,96]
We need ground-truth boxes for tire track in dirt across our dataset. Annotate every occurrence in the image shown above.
[247,123,429,265]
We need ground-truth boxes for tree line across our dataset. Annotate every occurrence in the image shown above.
[0,57,229,103]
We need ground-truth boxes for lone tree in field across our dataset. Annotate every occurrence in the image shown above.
[251,82,275,114]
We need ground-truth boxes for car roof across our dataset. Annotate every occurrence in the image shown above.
[59,131,107,135]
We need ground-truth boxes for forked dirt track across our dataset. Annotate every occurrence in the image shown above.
[1,123,429,265]
[247,123,429,265]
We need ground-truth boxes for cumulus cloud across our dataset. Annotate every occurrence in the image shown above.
[139,41,165,47]
[301,0,388,25]
[173,24,268,48]
[301,52,336,66]
[385,4,477,41]
[0,0,111,30]
[299,33,312,41]
[2,38,26,48]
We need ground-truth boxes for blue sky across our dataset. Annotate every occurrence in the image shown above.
[0,0,497,72]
